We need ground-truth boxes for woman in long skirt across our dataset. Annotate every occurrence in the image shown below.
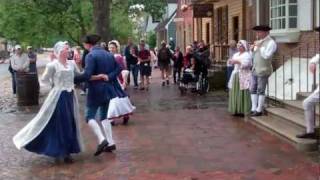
[13,41,85,163]
[107,40,135,125]
[228,40,252,116]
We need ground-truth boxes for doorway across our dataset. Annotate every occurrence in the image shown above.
[206,22,210,44]
[232,16,239,42]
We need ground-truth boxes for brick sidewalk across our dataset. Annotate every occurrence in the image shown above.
[0,69,319,180]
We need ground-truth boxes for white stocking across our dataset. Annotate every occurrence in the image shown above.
[256,95,265,113]
[251,94,258,111]
[88,119,105,144]
[101,120,115,145]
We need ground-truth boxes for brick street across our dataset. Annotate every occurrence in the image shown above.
[0,70,319,180]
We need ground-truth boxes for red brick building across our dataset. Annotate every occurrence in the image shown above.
[174,0,195,53]
[175,0,320,63]
[174,0,320,152]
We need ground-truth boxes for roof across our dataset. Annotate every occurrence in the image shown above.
[154,10,177,32]
[154,18,170,32]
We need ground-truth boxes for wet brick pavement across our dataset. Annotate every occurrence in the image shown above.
[0,70,319,180]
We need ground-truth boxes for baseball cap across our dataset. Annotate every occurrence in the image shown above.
[15,45,22,50]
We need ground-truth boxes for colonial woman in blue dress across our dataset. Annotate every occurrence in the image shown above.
[13,41,84,163]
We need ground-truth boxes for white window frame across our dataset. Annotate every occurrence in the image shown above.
[269,0,301,43]
[270,0,298,32]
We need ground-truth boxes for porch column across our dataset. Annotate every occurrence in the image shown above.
[256,0,260,25]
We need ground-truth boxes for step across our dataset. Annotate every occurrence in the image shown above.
[283,100,320,116]
[266,107,306,128]
[296,92,312,101]
[249,115,318,152]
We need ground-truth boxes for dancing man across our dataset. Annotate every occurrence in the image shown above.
[75,34,120,156]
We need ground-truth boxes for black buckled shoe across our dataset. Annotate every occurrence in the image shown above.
[63,155,74,164]
[94,140,109,156]
[252,111,263,116]
[104,144,117,152]
[296,133,317,139]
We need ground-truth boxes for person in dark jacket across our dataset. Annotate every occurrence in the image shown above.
[79,49,89,95]
[157,41,172,86]
[172,46,183,84]
[75,34,121,156]
[194,41,210,78]
[124,37,139,88]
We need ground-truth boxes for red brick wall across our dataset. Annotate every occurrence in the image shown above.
[175,0,194,53]
[276,32,319,57]
[272,31,320,68]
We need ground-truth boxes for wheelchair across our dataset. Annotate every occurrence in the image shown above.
[179,69,209,95]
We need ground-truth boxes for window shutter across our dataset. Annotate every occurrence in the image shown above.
[222,6,228,44]
[298,0,312,30]
[259,0,270,25]
[215,7,222,43]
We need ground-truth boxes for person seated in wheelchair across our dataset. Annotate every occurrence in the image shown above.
[180,57,201,85]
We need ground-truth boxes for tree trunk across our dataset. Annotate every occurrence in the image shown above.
[93,0,111,42]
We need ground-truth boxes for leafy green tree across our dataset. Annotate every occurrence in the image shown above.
[110,0,134,44]
[0,0,94,47]
[128,0,166,20]
[0,0,166,47]
[147,31,156,49]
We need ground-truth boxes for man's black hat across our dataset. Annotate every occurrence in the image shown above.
[252,25,272,31]
[83,34,101,45]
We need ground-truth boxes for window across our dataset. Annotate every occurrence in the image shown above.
[206,23,210,44]
[270,0,298,30]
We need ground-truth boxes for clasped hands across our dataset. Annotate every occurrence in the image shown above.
[96,74,109,81]
[228,59,240,65]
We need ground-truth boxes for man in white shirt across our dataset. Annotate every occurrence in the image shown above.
[10,45,29,72]
[296,27,320,139]
[9,45,30,94]
[250,25,277,116]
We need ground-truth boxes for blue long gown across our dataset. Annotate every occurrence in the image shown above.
[25,91,80,158]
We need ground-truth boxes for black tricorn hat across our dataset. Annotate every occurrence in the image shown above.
[252,25,272,31]
[315,26,320,32]
[83,34,101,45]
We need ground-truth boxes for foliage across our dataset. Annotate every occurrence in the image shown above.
[0,0,93,47]
[0,0,166,47]
[110,0,134,44]
[128,0,166,20]
[147,31,156,49]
